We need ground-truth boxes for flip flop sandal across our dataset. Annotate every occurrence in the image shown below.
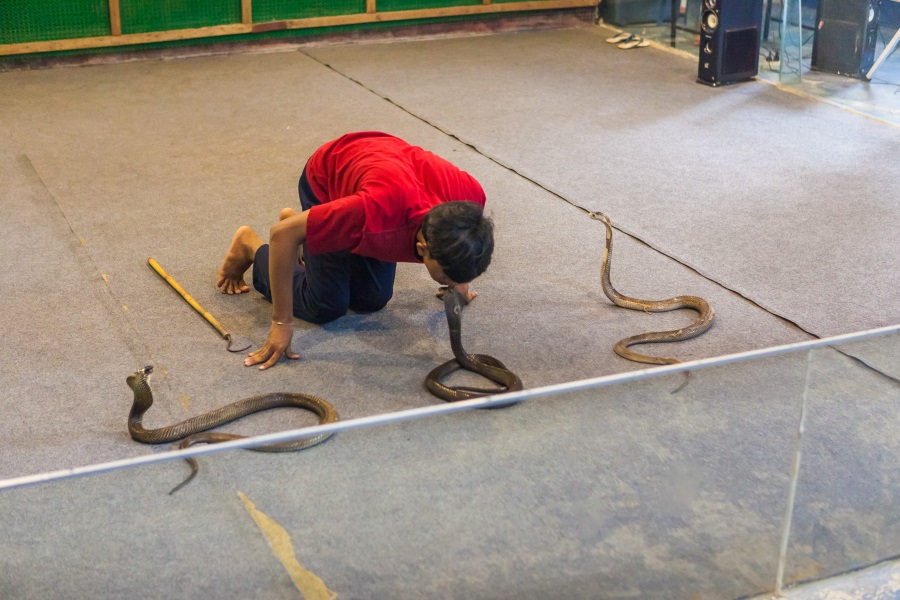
[618,37,650,49]
[605,32,633,44]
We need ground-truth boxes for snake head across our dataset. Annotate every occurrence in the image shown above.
[443,286,463,314]
[588,211,611,226]
[126,365,154,389]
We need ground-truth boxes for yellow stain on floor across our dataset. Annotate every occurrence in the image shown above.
[101,273,109,285]
[238,491,337,600]
[179,394,190,411]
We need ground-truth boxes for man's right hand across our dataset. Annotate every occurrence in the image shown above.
[436,283,478,304]
[245,322,300,370]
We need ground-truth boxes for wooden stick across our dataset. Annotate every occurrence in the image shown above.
[147,258,230,340]
[241,0,253,24]
[108,0,122,36]
[0,0,594,56]
[367,0,376,14]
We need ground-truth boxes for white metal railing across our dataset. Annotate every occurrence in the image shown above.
[0,323,896,492]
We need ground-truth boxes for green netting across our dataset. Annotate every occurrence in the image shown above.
[378,0,481,10]
[253,0,366,23]
[1,1,568,60]
[121,0,240,34]
[0,0,109,44]
[0,12,498,63]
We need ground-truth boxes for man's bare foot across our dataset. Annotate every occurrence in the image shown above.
[218,226,264,294]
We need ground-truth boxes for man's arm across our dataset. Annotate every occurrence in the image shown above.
[245,210,310,370]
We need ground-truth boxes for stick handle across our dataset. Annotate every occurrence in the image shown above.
[148,258,229,340]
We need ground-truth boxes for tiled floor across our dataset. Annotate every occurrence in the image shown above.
[750,557,900,599]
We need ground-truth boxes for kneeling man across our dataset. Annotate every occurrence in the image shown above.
[218,131,494,370]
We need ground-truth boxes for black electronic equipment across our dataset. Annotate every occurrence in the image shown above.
[697,0,765,86]
[811,0,882,79]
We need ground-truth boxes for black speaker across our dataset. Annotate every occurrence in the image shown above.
[811,0,882,79]
[697,0,764,86]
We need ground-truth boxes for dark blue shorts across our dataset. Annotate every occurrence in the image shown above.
[252,170,396,324]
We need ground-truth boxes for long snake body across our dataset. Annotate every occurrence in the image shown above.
[592,212,715,365]
[126,366,338,494]
[425,288,523,406]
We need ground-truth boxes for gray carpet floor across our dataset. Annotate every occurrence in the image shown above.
[303,27,900,336]
[0,23,898,599]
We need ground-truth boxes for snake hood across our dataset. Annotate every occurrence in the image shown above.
[126,366,156,413]
[126,365,154,388]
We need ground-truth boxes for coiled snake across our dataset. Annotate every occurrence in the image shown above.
[592,212,715,367]
[126,366,338,494]
[425,288,523,405]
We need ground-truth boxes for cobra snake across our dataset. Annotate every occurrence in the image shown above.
[425,288,523,406]
[592,212,715,368]
[126,366,338,494]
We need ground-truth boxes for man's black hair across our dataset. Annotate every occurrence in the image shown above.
[420,201,494,284]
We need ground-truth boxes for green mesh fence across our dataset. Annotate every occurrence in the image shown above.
[121,0,241,34]
[1,0,574,59]
[378,0,480,10]
[0,0,109,44]
[253,0,366,22]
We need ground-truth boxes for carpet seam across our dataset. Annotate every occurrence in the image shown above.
[16,152,172,395]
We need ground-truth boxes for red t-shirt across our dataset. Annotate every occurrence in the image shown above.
[303,132,486,263]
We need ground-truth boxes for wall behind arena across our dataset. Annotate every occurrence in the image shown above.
[0,0,596,60]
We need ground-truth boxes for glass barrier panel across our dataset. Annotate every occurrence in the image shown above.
[777,0,808,85]
[781,332,900,588]
[2,329,897,599]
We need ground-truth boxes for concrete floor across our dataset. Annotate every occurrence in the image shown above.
[0,20,898,600]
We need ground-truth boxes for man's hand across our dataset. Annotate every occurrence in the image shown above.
[245,322,300,370]
[436,283,478,304]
